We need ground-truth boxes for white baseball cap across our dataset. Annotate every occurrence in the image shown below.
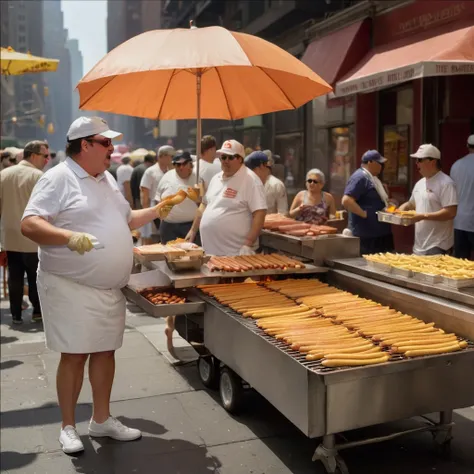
[410,144,441,160]
[216,139,245,158]
[67,116,123,141]
[468,134,474,146]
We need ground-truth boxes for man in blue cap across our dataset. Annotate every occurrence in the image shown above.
[342,150,393,255]
[244,151,271,185]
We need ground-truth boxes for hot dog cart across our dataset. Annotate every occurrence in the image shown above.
[125,255,474,474]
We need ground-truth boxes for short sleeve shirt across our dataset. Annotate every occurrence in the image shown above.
[22,158,133,289]
[155,170,201,223]
[410,171,458,253]
[344,168,391,238]
[200,165,267,256]
[450,153,474,232]
[199,159,221,190]
[140,164,165,204]
[116,164,133,195]
[264,174,288,214]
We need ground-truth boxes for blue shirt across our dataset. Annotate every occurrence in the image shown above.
[344,168,392,238]
[450,153,474,232]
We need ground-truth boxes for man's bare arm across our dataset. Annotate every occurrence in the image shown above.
[140,187,150,209]
[341,195,367,218]
[244,209,266,246]
[21,216,72,245]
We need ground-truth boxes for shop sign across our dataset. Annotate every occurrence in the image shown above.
[336,61,474,97]
[374,1,473,46]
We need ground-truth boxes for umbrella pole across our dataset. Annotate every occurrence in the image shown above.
[196,70,202,188]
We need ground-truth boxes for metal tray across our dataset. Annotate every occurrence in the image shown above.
[122,286,205,317]
[366,260,392,273]
[413,272,443,284]
[391,266,413,278]
[377,211,416,226]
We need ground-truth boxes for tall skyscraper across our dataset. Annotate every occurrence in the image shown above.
[42,0,72,151]
[66,38,83,120]
[1,0,45,144]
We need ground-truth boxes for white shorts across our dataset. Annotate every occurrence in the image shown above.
[37,270,126,354]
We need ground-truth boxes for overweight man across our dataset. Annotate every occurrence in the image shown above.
[21,116,162,454]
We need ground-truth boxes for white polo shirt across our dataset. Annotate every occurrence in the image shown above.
[409,171,458,253]
[140,164,166,205]
[199,159,221,190]
[155,170,200,223]
[200,165,267,256]
[116,163,133,196]
[265,174,288,215]
[23,158,133,289]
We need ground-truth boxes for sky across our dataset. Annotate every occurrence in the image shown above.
[61,0,107,75]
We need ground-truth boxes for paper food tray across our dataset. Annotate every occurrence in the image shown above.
[413,272,442,284]
[377,212,416,226]
[442,276,474,289]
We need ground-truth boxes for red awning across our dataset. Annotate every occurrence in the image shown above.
[302,19,370,85]
[336,23,474,97]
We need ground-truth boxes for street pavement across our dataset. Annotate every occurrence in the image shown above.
[1,296,474,474]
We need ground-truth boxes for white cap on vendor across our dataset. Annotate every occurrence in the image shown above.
[361,150,387,164]
[67,116,123,141]
[410,144,441,160]
[216,139,245,158]
[467,135,474,147]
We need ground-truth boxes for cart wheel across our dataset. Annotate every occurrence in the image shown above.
[334,456,349,474]
[319,455,349,474]
[433,438,452,458]
[219,367,244,414]
[197,356,219,389]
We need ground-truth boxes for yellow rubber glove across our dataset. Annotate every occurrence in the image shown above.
[67,232,95,255]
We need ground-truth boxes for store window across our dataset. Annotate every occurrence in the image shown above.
[379,86,413,189]
[329,125,355,204]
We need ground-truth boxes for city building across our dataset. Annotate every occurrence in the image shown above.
[106,0,164,147]
[66,38,84,121]
[42,0,73,151]
[1,0,46,144]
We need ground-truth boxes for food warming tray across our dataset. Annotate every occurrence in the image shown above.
[377,211,417,226]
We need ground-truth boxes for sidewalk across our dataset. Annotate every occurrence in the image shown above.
[1,296,474,474]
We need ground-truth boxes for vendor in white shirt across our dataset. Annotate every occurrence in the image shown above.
[261,151,288,215]
[398,144,457,255]
[116,155,134,206]
[186,139,267,256]
[155,151,202,244]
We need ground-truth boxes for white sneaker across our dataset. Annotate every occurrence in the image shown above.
[88,416,142,441]
[59,425,84,454]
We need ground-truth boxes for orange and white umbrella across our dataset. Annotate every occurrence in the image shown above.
[77,25,332,182]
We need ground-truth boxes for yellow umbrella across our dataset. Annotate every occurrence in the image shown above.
[1,46,59,76]
[77,25,332,183]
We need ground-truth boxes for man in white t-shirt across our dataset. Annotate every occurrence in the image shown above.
[198,135,221,190]
[140,145,174,233]
[399,144,457,255]
[155,151,202,244]
[116,155,133,205]
[186,139,267,256]
[263,152,288,215]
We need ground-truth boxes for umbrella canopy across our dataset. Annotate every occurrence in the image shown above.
[77,26,331,120]
[129,147,149,162]
[1,46,59,75]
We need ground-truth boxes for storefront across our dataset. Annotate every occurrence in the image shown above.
[333,0,474,252]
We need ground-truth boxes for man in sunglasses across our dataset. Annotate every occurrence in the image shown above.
[155,151,202,244]
[398,144,457,255]
[187,139,267,256]
[21,116,164,454]
[342,150,394,255]
[1,140,49,325]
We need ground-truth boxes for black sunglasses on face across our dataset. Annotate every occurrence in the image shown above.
[307,179,320,184]
[416,158,434,163]
[86,138,112,148]
[174,161,190,167]
[220,154,238,161]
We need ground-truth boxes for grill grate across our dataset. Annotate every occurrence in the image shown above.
[198,291,474,374]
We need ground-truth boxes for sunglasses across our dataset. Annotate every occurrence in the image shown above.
[220,154,239,161]
[307,179,320,184]
[174,161,190,167]
[86,138,112,148]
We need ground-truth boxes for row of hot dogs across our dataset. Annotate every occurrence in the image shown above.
[263,214,337,237]
[198,279,469,367]
[206,253,305,273]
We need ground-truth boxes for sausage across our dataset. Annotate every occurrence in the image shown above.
[404,341,467,357]
[321,355,389,367]
[277,223,311,232]
[392,340,467,354]
[285,229,310,237]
